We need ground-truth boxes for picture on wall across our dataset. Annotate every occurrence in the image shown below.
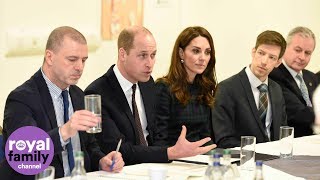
[101,0,144,40]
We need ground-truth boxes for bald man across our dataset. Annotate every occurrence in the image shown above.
[1,26,123,179]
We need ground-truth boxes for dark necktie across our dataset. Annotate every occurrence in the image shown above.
[258,84,268,128]
[61,90,75,171]
[132,84,147,146]
[296,73,312,107]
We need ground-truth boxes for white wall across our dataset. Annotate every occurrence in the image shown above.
[1,0,320,126]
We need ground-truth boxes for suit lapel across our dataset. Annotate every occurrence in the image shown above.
[34,70,58,130]
[105,67,137,136]
[139,79,155,143]
[302,69,315,99]
[70,86,83,111]
[279,64,304,101]
[239,69,268,138]
[33,70,64,165]
[268,80,279,140]
[69,86,87,151]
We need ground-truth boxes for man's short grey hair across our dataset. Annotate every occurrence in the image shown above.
[286,26,316,49]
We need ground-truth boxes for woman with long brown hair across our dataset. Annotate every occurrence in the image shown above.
[154,26,217,146]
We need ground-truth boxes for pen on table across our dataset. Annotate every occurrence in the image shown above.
[110,139,122,171]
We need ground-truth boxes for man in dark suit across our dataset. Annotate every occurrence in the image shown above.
[212,30,287,148]
[85,26,215,165]
[1,26,124,179]
[269,26,319,137]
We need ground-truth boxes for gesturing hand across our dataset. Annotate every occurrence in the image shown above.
[167,125,216,160]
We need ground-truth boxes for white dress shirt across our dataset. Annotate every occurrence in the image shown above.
[41,68,81,176]
[245,66,272,138]
[113,65,149,143]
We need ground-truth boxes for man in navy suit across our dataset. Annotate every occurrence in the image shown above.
[85,26,216,165]
[269,26,319,137]
[1,26,124,179]
[212,30,287,148]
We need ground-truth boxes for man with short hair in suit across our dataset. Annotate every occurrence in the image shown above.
[1,26,124,179]
[269,26,319,137]
[212,30,287,148]
[85,26,216,165]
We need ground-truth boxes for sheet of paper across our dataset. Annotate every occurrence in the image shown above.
[176,154,240,164]
[87,170,149,180]
[122,162,207,179]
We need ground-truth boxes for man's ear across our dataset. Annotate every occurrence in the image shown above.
[45,50,54,66]
[179,48,184,59]
[118,48,127,62]
[251,48,256,58]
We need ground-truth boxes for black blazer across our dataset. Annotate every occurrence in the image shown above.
[85,65,168,165]
[1,70,105,179]
[269,63,319,137]
[316,71,320,82]
[153,81,213,146]
[212,68,287,148]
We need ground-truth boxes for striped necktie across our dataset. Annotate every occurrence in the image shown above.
[61,90,75,171]
[296,73,312,107]
[258,83,268,128]
[132,84,147,146]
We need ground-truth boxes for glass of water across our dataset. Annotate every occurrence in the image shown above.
[279,126,294,159]
[35,166,55,180]
[240,136,256,171]
[84,94,102,133]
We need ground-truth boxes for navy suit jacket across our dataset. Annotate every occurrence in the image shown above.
[1,70,104,179]
[212,68,287,148]
[85,65,168,165]
[269,64,319,137]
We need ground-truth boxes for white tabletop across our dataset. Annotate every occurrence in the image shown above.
[58,135,320,179]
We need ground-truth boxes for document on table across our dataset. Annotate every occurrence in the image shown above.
[126,162,206,179]
[87,170,149,180]
[174,154,210,164]
[175,154,240,164]
[86,161,207,180]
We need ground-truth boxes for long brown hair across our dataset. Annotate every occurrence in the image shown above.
[157,26,217,107]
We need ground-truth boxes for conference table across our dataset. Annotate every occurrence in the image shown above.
[58,135,320,179]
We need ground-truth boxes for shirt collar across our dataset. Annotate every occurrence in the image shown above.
[41,67,70,99]
[245,65,268,89]
[113,65,134,93]
[283,60,302,77]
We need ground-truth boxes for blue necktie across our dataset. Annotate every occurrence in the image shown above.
[296,73,312,107]
[61,90,75,172]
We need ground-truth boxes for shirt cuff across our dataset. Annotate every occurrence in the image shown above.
[59,127,70,149]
